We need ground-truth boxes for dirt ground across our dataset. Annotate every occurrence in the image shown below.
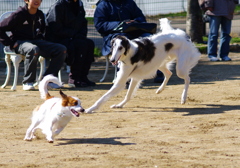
[0,52,240,168]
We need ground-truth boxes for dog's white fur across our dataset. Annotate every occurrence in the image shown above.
[24,75,84,143]
[85,18,200,113]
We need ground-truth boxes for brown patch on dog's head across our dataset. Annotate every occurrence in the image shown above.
[60,90,78,107]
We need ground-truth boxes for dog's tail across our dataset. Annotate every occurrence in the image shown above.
[159,18,174,32]
[38,74,62,100]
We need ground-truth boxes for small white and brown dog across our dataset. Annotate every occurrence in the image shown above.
[24,74,84,143]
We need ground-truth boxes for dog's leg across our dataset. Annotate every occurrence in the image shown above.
[45,130,54,143]
[53,127,64,137]
[86,64,135,113]
[111,79,140,108]
[42,124,55,143]
[85,81,126,113]
[176,62,190,104]
[181,76,190,104]
[24,120,41,141]
[156,67,172,94]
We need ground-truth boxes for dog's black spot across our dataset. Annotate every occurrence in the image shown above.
[119,36,130,55]
[131,38,156,65]
[165,43,173,52]
[111,35,130,56]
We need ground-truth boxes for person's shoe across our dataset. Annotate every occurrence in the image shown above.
[74,81,88,87]
[68,83,75,88]
[23,83,35,91]
[85,80,96,86]
[80,77,96,86]
[209,56,219,62]
[47,82,62,89]
[221,56,232,61]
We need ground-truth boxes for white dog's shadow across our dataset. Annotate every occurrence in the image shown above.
[56,137,135,146]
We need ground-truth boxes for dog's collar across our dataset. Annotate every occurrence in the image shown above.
[57,112,65,117]
[50,101,65,117]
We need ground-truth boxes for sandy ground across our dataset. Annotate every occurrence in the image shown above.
[0,53,240,168]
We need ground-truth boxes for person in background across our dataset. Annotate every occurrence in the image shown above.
[0,0,66,91]
[46,0,96,88]
[200,0,239,61]
[94,0,164,83]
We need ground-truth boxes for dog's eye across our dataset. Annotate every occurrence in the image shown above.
[74,102,78,106]
[119,46,123,50]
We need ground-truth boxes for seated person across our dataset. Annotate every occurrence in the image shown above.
[46,0,95,87]
[94,0,164,83]
[0,0,67,91]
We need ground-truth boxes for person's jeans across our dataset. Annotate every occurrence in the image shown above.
[208,15,232,58]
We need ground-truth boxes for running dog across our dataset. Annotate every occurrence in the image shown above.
[85,18,200,113]
[24,75,84,143]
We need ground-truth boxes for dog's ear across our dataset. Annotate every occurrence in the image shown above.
[111,37,116,47]
[121,37,130,55]
[60,90,68,99]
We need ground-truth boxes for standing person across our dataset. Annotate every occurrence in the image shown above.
[200,0,238,61]
[46,0,96,88]
[94,0,164,83]
[0,0,67,91]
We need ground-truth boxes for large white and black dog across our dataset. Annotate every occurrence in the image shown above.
[86,18,201,113]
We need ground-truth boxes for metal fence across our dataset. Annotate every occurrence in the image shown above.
[0,0,240,58]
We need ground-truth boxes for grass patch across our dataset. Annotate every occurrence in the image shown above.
[199,36,240,44]
[94,47,102,57]
[146,11,187,19]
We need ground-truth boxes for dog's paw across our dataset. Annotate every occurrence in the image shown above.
[85,108,95,114]
[48,140,54,143]
[156,89,163,94]
[110,104,123,108]
[181,100,186,105]
[24,137,32,141]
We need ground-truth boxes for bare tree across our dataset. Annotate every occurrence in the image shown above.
[186,0,204,43]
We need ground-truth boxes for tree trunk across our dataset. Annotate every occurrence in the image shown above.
[186,0,204,43]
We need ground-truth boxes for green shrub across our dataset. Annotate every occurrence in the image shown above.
[94,47,102,57]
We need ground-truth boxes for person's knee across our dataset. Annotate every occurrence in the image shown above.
[58,44,67,53]
[26,46,40,59]
[57,44,67,59]
[87,38,95,47]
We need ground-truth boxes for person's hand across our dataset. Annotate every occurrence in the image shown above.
[125,20,136,24]
[206,7,213,11]
[13,41,18,48]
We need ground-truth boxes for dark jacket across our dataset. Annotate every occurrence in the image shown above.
[94,0,147,56]
[0,5,45,49]
[202,0,238,20]
[45,0,87,42]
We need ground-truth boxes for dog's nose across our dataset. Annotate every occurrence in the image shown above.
[80,108,85,113]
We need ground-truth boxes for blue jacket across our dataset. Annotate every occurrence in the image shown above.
[94,0,147,56]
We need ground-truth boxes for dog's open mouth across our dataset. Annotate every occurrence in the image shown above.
[111,56,121,66]
[71,109,80,117]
